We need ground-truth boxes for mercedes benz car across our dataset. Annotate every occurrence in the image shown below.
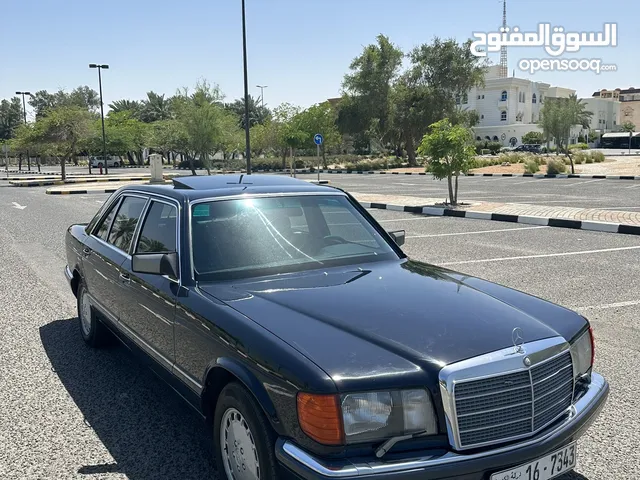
[64,174,609,480]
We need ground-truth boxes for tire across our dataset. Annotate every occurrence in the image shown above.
[113,162,120,168]
[213,382,280,480]
[77,280,110,348]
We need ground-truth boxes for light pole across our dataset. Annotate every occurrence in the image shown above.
[241,0,251,174]
[256,85,267,108]
[15,91,32,171]
[89,63,109,175]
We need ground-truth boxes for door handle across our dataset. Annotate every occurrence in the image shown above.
[119,272,130,284]
[82,247,92,257]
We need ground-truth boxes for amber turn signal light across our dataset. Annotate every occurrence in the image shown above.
[297,393,344,445]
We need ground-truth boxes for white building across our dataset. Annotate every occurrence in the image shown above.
[458,66,578,146]
[579,97,620,133]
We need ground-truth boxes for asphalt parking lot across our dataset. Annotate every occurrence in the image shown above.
[298,172,640,210]
[0,181,638,479]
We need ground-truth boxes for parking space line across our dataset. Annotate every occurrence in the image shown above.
[440,245,640,266]
[561,179,605,188]
[576,300,640,311]
[377,217,439,223]
[624,184,640,189]
[407,226,548,238]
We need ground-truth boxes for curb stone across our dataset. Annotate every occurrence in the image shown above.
[358,202,640,236]
[44,179,330,195]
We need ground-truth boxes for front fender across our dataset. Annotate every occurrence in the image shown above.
[202,357,279,424]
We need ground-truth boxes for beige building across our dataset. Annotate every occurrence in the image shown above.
[592,87,640,130]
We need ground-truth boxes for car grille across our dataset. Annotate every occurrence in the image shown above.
[453,351,574,449]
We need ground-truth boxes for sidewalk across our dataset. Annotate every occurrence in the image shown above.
[351,193,640,236]
[9,173,179,187]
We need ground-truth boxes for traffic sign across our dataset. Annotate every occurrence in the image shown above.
[314,133,324,146]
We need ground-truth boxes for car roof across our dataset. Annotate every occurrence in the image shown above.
[120,174,342,202]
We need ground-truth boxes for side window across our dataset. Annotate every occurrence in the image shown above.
[107,196,148,252]
[319,199,375,244]
[94,200,120,241]
[136,201,178,253]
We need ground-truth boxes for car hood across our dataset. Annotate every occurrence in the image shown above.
[198,259,585,392]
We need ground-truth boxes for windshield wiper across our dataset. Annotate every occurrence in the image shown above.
[375,430,428,458]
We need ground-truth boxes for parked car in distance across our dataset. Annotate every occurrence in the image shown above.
[64,175,609,480]
[513,144,543,154]
[89,156,121,168]
[177,159,205,169]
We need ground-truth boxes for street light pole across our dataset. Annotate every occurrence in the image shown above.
[256,84,267,109]
[89,64,109,175]
[241,0,252,175]
[15,91,32,171]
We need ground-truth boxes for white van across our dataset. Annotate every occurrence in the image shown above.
[89,156,121,168]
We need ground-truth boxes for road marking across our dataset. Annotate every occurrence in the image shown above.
[407,226,547,238]
[11,202,27,210]
[440,245,640,266]
[393,182,422,186]
[576,300,640,311]
[96,200,105,204]
[561,179,605,188]
[599,206,640,210]
[377,217,439,223]
[511,180,538,185]
[624,184,640,189]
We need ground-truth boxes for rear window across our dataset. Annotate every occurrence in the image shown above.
[190,195,397,280]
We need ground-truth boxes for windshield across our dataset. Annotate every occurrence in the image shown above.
[191,195,398,280]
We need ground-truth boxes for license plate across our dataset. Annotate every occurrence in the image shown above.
[490,443,577,480]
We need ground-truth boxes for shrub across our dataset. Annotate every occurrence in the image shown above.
[569,143,589,150]
[524,159,539,174]
[591,151,605,163]
[487,142,502,155]
[546,158,567,174]
[585,156,594,164]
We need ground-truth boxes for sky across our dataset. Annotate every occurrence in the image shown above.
[1,0,638,119]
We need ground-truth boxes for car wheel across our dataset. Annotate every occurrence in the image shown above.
[77,280,110,348]
[113,162,119,168]
[214,383,280,480]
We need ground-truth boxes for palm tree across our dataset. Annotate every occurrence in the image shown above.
[108,99,143,118]
[225,95,271,129]
[140,92,172,123]
[563,95,592,173]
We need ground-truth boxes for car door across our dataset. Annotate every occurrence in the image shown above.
[82,195,147,323]
[118,198,180,371]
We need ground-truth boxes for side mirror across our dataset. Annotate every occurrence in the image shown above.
[388,230,405,247]
[132,252,179,279]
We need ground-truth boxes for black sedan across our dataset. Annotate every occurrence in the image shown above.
[64,174,609,480]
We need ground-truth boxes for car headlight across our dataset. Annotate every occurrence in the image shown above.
[570,327,594,379]
[297,389,438,446]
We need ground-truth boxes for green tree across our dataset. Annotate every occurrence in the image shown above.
[0,97,24,140]
[294,102,342,167]
[417,119,475,206]
[28,87,100,118]
[225,95,271,129]
[29,106,93,179]
[171,81,230,175]
[621,121,636,132]
[86,111,148,165]
[539,95,592,173]
[399,38,486,165]
[522,131,544,145]
[108,100,143,119]
[139,91,173,123]
[149,119,190,167]
[339,34,404,153]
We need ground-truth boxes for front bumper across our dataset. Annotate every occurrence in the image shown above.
[64,265,74,287]
[276,372,609,480]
